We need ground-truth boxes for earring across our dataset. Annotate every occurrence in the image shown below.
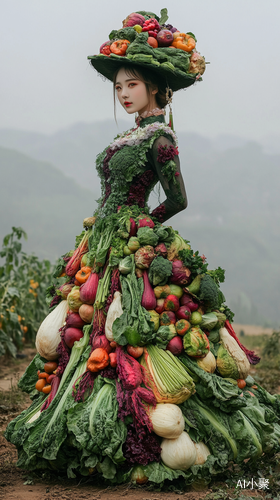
[166,86,174,131]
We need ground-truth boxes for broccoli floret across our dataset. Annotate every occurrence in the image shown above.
[148,256,172,286]
[199,274,220,310]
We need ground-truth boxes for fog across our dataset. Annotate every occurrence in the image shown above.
[1,0,280,141]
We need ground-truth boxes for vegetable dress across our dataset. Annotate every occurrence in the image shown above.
[5,8,280,488]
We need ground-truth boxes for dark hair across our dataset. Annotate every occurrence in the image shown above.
[113,64,168,116]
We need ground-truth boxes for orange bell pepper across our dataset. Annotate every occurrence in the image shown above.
[87,348,109,372]
[75,266,92,284]
[110,39,130,56]
[172,33,196,52]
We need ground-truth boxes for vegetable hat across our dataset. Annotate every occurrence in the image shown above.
[88,9,206,92]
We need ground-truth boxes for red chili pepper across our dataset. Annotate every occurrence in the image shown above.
[109,352,117,368]
[148,31,158,38]
[101,45,111,56]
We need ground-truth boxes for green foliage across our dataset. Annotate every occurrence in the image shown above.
[178,247,208,277]
[0,227,54,356]
[262,330,280,358]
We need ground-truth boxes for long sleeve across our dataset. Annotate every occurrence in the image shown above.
[148,135,188,223]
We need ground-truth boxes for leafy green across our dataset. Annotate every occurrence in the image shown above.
[155,325,176,349]
[109,27,136,43]
[159,7,168,24]
[148,256,172,286]
[137,227,158,247]
[17,353,47,398]
[240,392,280,454]
[178,247,208,277]
[181,395,264,465]
[200,312,218,331]
[68,377,127,473]
[153,224,174,243]
[179,354,245,412]
[206,267,225,284]
[112,272,155,346]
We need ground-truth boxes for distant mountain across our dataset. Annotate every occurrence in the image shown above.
[1,124,279,326]
[0,147,97,260]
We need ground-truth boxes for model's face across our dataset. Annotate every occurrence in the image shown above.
[115,68,157,115]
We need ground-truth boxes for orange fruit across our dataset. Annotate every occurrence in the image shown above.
[147,37,158,48]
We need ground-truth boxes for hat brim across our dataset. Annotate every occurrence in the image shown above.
[88,54,196,93]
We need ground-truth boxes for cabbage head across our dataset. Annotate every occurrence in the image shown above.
[216,344,239,379]
[183,327,209,358]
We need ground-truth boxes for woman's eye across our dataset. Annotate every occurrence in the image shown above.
[129,83,136,87]
[115,86,121,91]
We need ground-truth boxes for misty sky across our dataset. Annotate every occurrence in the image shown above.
[1,0,279,140]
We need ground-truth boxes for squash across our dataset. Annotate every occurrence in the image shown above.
[105,291,123,342]
[35,300,68,360]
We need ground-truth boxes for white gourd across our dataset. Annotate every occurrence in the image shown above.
[219,327,250,379]
[35,300,68,360]
[105,291,123,342]
[161,431,197,470]
[193,442,211,465]
[197,351,216,373]
[149,403,184,438]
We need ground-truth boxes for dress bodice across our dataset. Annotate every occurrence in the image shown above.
[94,115,187,223]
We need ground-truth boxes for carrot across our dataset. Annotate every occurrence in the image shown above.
[42,385,52,394]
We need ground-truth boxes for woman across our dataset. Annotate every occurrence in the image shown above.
[6,10,280,487]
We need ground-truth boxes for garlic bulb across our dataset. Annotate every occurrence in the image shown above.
[105,291,123,342]
[194,442,211,465]
[35,300,68,360]
[149,403,184,439]
[161,431,197,470]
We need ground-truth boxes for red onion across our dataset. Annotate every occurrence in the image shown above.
[64,327,84,349]
[166,336,184,356]
[79,272,99,304]
[141,270,156,310]
[92,334,112,355]
[176,305,191,321]
[66,312,86,329]
[170,260,191,286]
[180,293,199,312]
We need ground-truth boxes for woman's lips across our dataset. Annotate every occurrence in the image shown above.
[124,101,132,107]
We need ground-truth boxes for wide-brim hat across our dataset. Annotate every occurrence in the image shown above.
[88,53,196,92]
[88,9,204,92]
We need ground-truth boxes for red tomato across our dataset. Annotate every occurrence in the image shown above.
[127,345,144,359]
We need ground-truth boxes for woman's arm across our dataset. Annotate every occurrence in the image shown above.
[149,135,188,223]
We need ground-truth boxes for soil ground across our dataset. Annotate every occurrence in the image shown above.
[0,327,278,500]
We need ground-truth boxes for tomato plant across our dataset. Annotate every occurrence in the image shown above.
[0,227,54,357]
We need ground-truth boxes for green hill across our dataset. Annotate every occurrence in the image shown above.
[0,147,98,260]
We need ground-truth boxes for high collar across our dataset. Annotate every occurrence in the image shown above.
[139,114,166,128]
